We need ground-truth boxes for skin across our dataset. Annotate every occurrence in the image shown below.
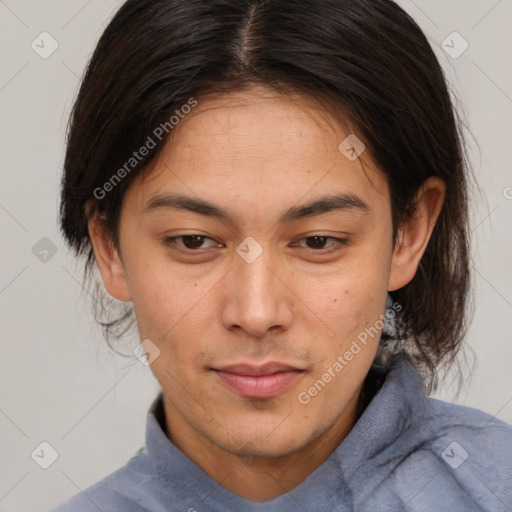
[88,85,445,501]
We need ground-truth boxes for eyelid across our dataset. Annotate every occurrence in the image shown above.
[291,235,349,251]
[162,234,349,256]
[162,235,221,251]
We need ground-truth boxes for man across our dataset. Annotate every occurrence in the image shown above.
[51,0,512,510]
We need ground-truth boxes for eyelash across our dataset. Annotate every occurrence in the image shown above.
[162,235,349,254]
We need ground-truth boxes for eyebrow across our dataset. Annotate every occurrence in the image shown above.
[143,192,370,223]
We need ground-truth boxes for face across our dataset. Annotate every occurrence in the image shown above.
[92,85,429,460]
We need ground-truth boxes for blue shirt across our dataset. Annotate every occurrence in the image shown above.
[49,360,512,511]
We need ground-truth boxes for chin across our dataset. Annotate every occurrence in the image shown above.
[208,419,316,459]
[226,438,307,460]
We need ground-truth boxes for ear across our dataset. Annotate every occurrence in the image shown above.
[87,208,131,302]
[388,177,446,291]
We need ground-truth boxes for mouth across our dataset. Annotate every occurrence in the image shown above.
[211,362,306,399]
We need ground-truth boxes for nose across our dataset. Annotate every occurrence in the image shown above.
[221,245,293,338]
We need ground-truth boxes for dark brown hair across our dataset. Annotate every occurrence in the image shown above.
[60,0,474,392]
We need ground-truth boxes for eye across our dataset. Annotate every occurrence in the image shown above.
[292,235,349,252]
[162,234,349,255]
[162,235,220,252]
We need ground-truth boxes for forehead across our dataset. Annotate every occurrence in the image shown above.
[163,86,354,166]
[122,86,389,219]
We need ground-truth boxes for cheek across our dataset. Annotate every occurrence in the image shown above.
[124,254,195,339]
[306,268,389,365]
[123,236,186,299]
[125,256,224,369]
[308,259,388,321]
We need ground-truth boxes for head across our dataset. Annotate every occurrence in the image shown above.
[60,0,472,458]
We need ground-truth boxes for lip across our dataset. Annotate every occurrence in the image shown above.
[212,362,305,399]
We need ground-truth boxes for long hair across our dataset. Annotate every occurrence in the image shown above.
[59,0,474,393]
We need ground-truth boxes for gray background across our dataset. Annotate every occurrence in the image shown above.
[0,1,511,510]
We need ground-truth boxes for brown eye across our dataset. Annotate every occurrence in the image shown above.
[293,236,349,252]
[163,235,219,252]
[304,236,330,250]
[180,235,207,249]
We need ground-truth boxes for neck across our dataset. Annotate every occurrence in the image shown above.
[162,383,366,501]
